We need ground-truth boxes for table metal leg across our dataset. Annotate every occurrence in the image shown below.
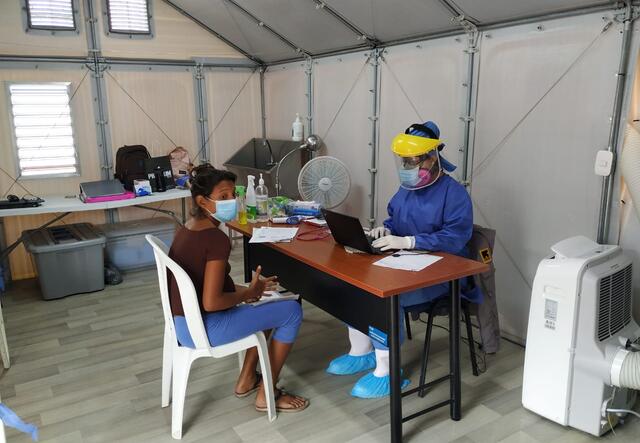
[449,279,461,420]
[181,198,186,224]
[389,296,403,443]
[243,237,251,284]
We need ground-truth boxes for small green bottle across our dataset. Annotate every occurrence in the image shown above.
[246,175,257,223]
[236,185,247,225]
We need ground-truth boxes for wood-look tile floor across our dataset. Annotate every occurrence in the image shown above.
[0,246,638,442]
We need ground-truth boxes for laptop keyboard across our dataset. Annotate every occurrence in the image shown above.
[365,234,384,254]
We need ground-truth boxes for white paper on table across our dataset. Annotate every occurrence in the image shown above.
[248,291,300,306]
[249,227,299,243]
[373,253,442,272]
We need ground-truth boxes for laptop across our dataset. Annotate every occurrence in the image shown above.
[321,208,385,255]
[80,180,126,198]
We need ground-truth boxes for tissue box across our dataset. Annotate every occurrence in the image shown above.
[134,179,152,197]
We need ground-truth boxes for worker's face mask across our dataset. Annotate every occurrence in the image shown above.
[396,151,441,190]
[204,197,237,223]
[398,167,420,186]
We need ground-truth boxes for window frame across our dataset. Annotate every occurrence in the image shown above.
[102,0,154,39]
[21,0,81,36]
[6,81,82,180]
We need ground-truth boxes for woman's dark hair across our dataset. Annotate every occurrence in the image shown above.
[189,163,236,217]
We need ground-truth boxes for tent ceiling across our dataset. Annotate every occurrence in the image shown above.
[451,0,614,25]
[165,0,619,64]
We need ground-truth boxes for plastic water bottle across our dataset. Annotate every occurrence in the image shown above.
[256,173,269,222]
[292,113,303,142]
[246,175,257,223]
[236,185,247,225]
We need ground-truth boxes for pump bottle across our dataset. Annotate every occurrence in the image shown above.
[256,173,269,222]
[292,113,303,142]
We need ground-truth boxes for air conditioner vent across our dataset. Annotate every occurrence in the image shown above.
[597,264,632,342]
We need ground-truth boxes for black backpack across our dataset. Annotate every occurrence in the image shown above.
[114,145,151,191]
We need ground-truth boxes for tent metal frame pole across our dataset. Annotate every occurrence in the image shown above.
[0,55,88,64]
[0,55,257,69]
[224,0,311,58]
[193,63,210,163]
[457,18,479,186]
[259,67,273,164]
[305,57,314,140]
[597,2,636,243]
[162,0,264,65]
[105,57,257,68]
[309,0,379,46]
[84,0,116,223]
[368,49,381,227]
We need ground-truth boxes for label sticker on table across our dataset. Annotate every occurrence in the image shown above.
[368,326,388,347]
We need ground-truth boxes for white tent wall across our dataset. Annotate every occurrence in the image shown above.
[104,68,199,222]
[264,63,307,140]
[619,40,640,323]
[313,52,373,221]
[470,12,624,340]
[205,68,261,169]
[99,0,243,60]
[377,37,468,224]
[0,0,87,57]
[0,67,105,279]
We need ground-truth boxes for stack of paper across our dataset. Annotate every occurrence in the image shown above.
[248,291,300,306]
[373,253,442,272]
[249,227,298,243]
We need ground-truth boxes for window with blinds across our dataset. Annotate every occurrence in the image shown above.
[106,0,151,34]
[8,83,79,177]
[25,0,76,30]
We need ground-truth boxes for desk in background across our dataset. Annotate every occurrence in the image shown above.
[227,221,489,443]
[0,188,191,369]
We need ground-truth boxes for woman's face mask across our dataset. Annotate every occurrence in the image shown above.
[205,197,237,223]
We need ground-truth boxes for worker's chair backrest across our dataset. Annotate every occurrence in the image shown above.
[146,234,210,350]
[467,225,500,353]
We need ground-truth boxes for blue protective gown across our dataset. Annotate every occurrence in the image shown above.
[383,174,473,309]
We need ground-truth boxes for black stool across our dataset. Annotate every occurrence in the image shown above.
[406,296,480,398]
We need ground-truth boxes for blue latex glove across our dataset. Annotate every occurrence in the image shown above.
[0,403,38,441]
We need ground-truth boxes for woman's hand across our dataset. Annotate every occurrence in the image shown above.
[246,265,278,301]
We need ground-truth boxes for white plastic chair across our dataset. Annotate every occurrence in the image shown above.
[146,235,276,439]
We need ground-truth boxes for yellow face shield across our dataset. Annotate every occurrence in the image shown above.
[391,133,442,157]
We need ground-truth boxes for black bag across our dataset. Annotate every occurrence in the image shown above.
[114,145,151,191]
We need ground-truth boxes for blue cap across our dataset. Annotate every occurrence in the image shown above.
[408,121,457,172]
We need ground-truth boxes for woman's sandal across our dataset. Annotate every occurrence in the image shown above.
[234,373,262,398]
[255,389,309,413]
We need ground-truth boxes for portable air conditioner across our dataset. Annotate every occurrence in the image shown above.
[522,236,639,436]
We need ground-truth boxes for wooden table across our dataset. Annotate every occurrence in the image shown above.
[227,221,489,443]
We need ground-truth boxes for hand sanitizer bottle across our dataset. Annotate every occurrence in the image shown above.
[256,173,269,222]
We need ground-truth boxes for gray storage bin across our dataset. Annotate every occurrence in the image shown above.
[96,217,177,271]
[23,223,106,300]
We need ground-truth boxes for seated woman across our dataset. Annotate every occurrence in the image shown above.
[168,164,309,413]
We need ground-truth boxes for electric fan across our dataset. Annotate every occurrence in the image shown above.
[297,156,351,208]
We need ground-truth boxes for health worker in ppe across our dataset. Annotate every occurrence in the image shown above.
[326,121,473,398]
